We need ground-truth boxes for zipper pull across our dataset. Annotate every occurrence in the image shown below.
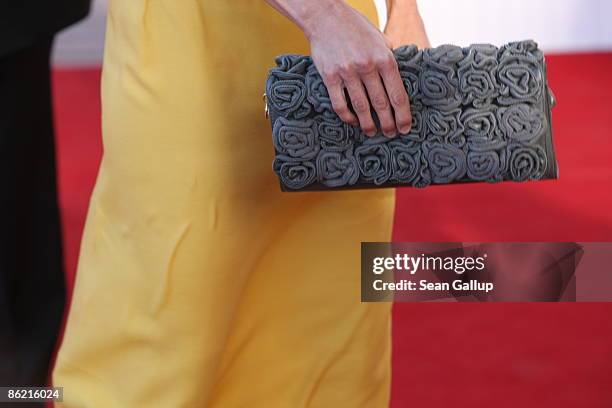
[263,93,269,119]
[548,87,556,108]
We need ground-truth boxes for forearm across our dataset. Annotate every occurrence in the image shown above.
[265,0,350,40]
[386,0,419,19]
[385,0,430,48]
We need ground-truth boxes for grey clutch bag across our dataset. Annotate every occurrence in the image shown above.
[265,40,558,191]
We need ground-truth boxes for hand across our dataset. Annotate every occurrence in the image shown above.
[305,3,411,137]
[266,0,413,137]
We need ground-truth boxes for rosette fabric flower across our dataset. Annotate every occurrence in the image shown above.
[395,44,421,66]
[420,45,463,110]
[499,40,544,60]
[394,46,426,141]
[497,104,547,144]
[362,134,394,145]
[497,42,544,105]
[272,155,317,190]
[423,141,467,183]
[461,107,500,145]
[266,55,311,118]
[273,54,312,73]
[462,107,506,181]
[506,144,547,181]
[424,108,465,148]
[399,107,425,142]
[305,65,333,113]
[272,117,320,160]
[394,45,423,101]
[389,140,431,187]
[316,150,360,187]
[316,113,355,151]
[466,150,502,181]
[458,44,499,108]
[354,143,392,185]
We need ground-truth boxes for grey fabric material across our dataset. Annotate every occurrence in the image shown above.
[266,40,558,191]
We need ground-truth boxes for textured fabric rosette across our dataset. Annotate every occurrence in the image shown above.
[362,134,392,145]
[499,40,544,60]
[316,149,360,188]
[506,144,547,181]
[466,149,502,181]
[395,44,421,67]
[423,141,467,183]
[315,112,355,151]
[461,107,505,180]
[420,45,463,110]
[394,45,423,101]
[354,143,392,185]
[272,117,320,160]
[273,155,317,190]
[389,140,431,187]
[461,107,499,145]
[266,55,312,118]
[399,107,425,142]
[497,41,544,105]
[461,106,507,181]
[497,104,547,144]
[394,45,425,141]
[305,64,333,113]
[424,108,465,148]
[458,44,499,108]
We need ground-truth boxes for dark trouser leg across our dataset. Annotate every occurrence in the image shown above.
[0,38,66,389]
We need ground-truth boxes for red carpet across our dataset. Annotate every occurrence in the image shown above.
[52,53,612,407]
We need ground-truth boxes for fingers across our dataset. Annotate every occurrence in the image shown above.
[324,74,359,126]
[320,53,411,138]
[378,56,412,135]
[360,67,396,137]
[343,74,377,136]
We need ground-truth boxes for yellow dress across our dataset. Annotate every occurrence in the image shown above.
[53,1,395,407]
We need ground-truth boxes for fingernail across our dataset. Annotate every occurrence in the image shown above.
[400,126,411,134]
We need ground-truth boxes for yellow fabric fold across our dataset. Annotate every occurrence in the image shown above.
[54,1,395,407]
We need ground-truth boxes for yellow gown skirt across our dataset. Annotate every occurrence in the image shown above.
[53,1,395,407]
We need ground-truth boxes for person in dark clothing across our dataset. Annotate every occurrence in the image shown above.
[0,0,90,389]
